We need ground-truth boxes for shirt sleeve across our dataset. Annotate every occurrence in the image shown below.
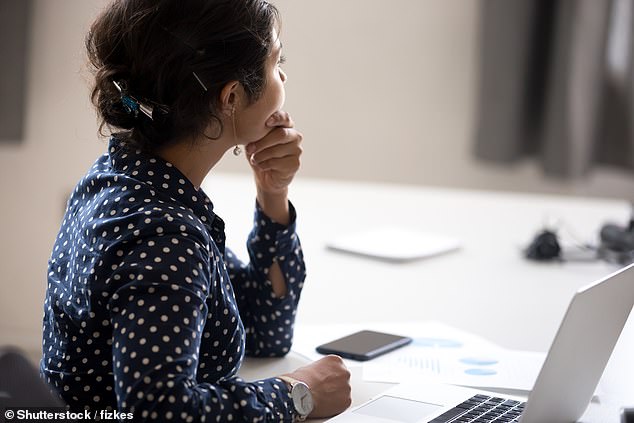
[226,200,307,357]
[107,229,295,422]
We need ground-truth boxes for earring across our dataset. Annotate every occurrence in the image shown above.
[231,105,242,156]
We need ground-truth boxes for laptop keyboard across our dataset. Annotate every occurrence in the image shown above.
[429,394,525,423]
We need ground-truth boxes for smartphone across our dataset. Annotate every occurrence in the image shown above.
[315,330,412,361]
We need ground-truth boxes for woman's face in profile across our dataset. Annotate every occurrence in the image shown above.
[236,29,287,143]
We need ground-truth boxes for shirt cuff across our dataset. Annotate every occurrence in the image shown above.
[250,200,299,260]
[256,377,295,422]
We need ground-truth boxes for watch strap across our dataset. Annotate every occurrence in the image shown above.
[278,375,303,388]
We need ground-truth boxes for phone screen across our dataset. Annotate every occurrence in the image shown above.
[315,330,412,361]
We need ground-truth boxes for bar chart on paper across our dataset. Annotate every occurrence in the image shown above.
[363,328,545,391]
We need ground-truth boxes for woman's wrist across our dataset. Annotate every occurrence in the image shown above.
[256,187,290,225]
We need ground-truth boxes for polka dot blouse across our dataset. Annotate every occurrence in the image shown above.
[41,137,306,422]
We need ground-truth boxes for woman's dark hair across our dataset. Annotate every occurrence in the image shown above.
[86,0,280,152]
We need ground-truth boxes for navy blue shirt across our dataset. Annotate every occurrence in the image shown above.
[41,138,306,421]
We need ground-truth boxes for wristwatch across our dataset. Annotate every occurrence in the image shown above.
[279,375,314,421]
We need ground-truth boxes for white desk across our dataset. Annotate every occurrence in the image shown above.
[201,173,633,422]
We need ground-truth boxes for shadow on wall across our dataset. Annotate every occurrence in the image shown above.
[0,0,32,142]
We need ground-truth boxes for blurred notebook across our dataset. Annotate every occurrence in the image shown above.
[326,227,461,262]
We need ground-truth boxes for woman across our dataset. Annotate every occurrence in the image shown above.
[41,0,351,421]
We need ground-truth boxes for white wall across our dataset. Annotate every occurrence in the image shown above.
[1,0,633,361]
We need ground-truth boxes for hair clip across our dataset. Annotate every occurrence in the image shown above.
[192,71,208,92]
[112,80,155,120]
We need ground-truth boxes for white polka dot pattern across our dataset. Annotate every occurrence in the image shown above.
[41,138,306,421]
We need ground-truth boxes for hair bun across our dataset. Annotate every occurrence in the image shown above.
[86,0,280,152]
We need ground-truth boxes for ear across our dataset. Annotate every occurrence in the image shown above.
[219,81,240,116]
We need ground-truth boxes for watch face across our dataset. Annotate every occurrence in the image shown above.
[291,382,314,416]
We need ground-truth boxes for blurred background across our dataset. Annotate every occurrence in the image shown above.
[1,0,633,362]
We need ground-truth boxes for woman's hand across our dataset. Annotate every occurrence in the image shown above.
[282,355,352,419]
[245,110,303,196]
[245,110,302,225]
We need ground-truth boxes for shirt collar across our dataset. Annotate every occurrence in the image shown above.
[107,137,226,252]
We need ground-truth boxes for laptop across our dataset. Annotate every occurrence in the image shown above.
[328,263,634,423]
